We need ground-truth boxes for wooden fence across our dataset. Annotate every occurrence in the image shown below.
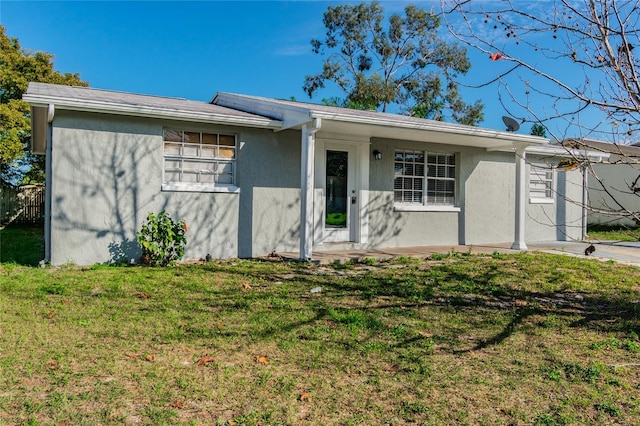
[0,184,45,225]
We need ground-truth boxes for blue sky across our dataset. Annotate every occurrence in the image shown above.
[0,0,597,135]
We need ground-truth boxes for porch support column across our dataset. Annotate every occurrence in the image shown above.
[511,144,528,250]
[300,118,321,260]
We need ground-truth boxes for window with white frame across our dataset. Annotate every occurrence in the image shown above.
[163,129,237,191]
[394,150,457,207]
[529,164,554,201]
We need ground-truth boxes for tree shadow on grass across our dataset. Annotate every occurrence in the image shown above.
[194,256,640,355]
[0,224,44,266]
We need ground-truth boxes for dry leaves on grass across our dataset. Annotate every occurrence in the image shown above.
[46,359,59,370]
[241,281,252,290]
[145,354,156,362]
[171,400,185,409]
[256,356,269,365]
[45,312,55,319]
[195,356,216,366]
[135,292,150,299]
[299,392,312,402]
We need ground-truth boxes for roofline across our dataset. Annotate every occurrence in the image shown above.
[525,144,610,161]
[310,109,548,145]
[23,93,283,130]
[213,92,312,130]
[213,92,549,146]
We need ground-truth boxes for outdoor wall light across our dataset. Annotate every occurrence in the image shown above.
[373,149,382,160]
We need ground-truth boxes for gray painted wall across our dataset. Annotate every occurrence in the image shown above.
[588,162,639,227]
[48,111,582,265]
[525,157,584,242]
[49,111,301,265]
[367,139,521,247]
[366,140,581,249]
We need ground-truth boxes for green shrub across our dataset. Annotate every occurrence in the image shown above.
[136,211,187,266]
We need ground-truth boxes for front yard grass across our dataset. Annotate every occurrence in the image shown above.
[2,253,640,425]
[588,224,640,242]
[0,224,44,266]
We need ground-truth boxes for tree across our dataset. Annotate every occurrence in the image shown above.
[0,25,87,184]
[304,1,484,125]
[443,0,640,226]
[530,123,547,138]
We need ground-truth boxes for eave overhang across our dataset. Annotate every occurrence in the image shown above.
[23,93,283,130]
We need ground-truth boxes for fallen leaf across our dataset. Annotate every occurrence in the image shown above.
[46,359,59,370]
[299,392,312,402]
[256,355,269,365]
[228,419,237,426]
[195,356,216,366]
[135,292,150,299]
[46,312,55,319]
[515,299,528,307]
[241,281,252,290]
[171,400,185,409]
[145,354,156,362]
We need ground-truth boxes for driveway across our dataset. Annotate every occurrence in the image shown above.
[528,240,640,266]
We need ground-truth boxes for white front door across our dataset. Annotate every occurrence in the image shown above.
[323,146,356,242]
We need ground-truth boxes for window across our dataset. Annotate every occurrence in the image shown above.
[529,164,554,202]
[394,150,425,204]
[394,150,457,208]
[163,129,237,192]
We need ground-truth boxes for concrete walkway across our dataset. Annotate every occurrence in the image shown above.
[528,240,640,266]
[280,240,640,266]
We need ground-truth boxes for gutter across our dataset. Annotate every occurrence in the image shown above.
[23,94,283,130]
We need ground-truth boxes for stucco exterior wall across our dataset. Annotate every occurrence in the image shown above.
[525,157,584,242]
[462,150,516,245]
[367,139,518,247]
[49,111,301,265]
[588,162,639,227]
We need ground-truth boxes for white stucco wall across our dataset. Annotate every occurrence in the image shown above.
[48,111,301,265]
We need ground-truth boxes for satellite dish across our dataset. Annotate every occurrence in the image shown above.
[502,116,520,132]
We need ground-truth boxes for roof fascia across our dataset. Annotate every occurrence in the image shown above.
[311,110,548,147]
[213,93,310,130]
[525,145,610,161]
[23,93,283,130]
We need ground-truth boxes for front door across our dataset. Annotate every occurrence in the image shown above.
[323,148,356,242]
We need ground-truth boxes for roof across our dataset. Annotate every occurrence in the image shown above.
[24,83,549,151]
[213,92,549,150]
[562,138,640,158]
[24,83,282,129]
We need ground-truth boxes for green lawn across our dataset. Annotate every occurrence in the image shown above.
[2,253,640,425]
[588,224,640,242]
[0,224,44,265]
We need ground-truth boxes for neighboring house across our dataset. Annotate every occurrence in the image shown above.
[25,83,586,265]
[564,138,640,227]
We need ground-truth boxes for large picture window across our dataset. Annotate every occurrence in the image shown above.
[163,129,237,191]
[394,150,456,207]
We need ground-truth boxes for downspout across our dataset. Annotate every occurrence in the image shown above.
[43,104,55,264]
[300,117,321,260]
[511,143,528,250]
